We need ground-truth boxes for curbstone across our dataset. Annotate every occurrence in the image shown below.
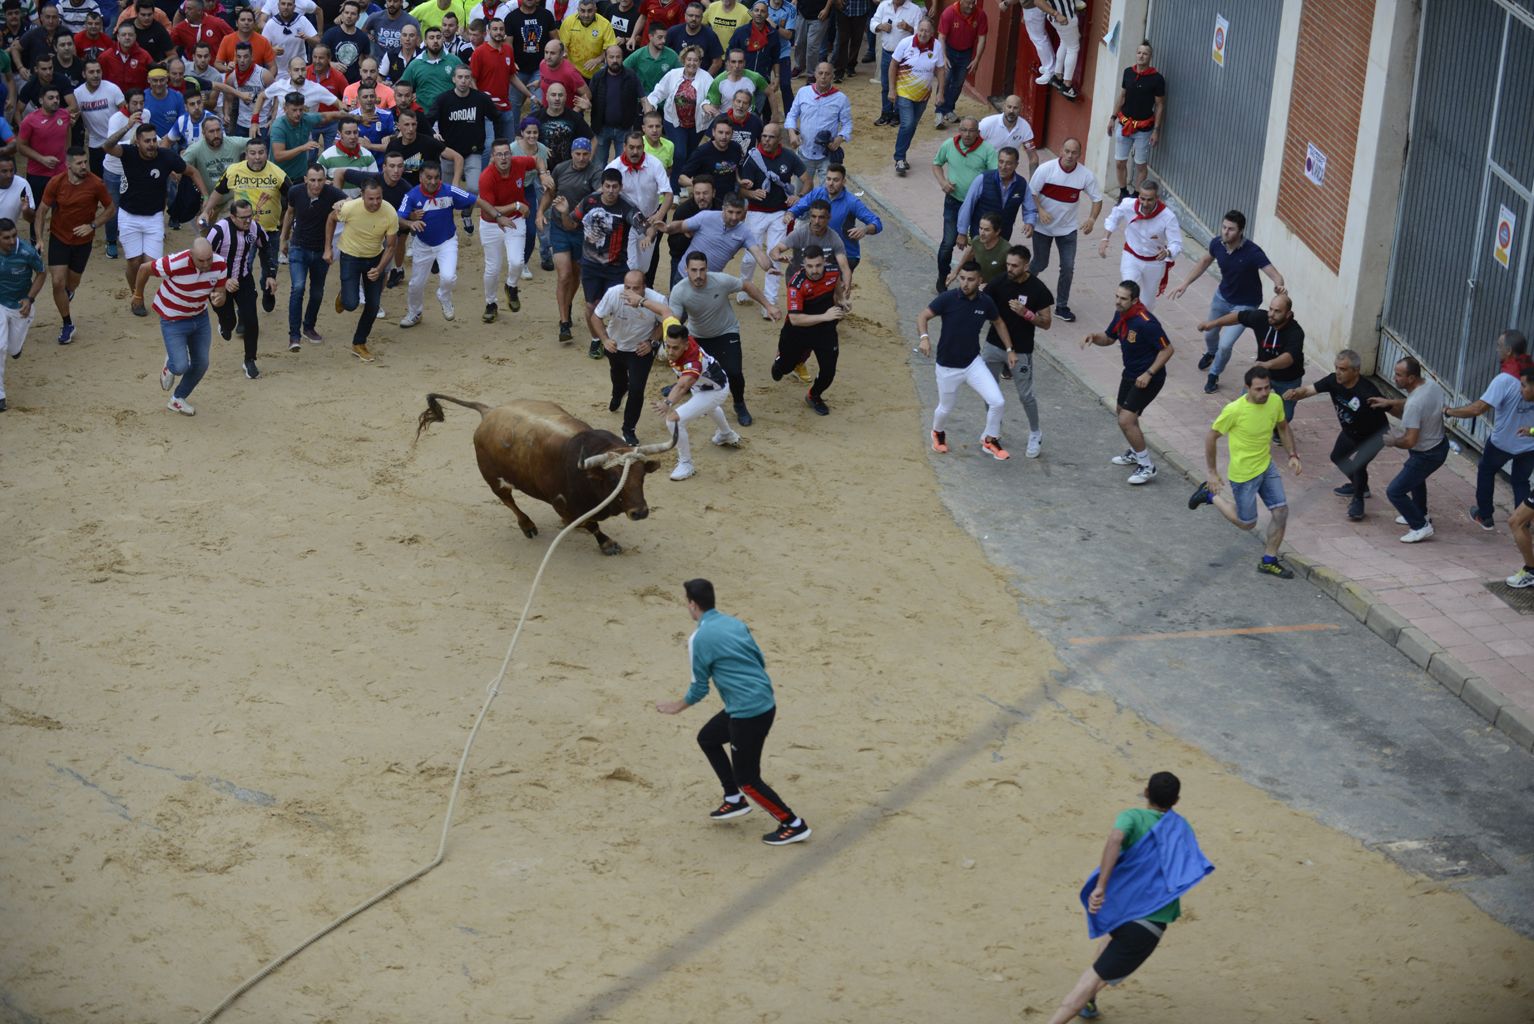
[1395,627,1440,669]
[1307,563,1346,600]
[1457,673,1508,724]
[1364,602,1411,645]
[1337,580,1375,622]
[1494,704,1534,752]
[1428,651,1475,698]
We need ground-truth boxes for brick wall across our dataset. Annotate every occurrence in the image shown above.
[1275,0,1374,273]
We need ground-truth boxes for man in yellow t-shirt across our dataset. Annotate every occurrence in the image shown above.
[1188,364,1302,578]
[703,0,746,51]
[559,0,617,78]
[324,178,399,361]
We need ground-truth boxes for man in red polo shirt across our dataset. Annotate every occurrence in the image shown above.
[100,21,153,90]
[934,0,985,128]
[170,0,232,59]
[18,86,73,231]
[470,16,524,144]
[476,136,541,321]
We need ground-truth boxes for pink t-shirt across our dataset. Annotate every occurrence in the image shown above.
[538,57,588,105]
[20,109,73,175]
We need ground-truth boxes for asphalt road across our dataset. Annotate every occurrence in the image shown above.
[873,212,1534,938]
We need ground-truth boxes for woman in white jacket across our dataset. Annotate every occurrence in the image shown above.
[643,45,715,175]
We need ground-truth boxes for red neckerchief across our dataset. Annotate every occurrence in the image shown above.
[811,83,839,98]
[728,109,748,125]
[746,21,770,50]
[336,139,362,157]
[1131,200,1165,222]
[421,183,440,198]
[910,34,935,53]
[1502,352,1534,378]
[756,143,781,159]
[952,134,983,157]
[1131,64,1159,78]
[619,151,646,172]
[1110,301,1151,339]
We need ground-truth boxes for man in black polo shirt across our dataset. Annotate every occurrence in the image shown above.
[916,261,1014,461]
[1199,291,1305,425]
[1283,348,1388,521]
[1106,40,1164,200]
[982,243,1052,458]
[280,162,348,347]
[769,245,844,415]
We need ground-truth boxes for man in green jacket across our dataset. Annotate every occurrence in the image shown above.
[656,578,811,845]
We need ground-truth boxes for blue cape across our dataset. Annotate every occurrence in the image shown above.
[1079,809,1214,939]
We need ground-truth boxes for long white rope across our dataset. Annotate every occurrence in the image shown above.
[192,457,640,1024]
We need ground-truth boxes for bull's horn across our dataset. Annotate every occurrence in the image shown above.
[634,424,679,456]
[580,451,621,470]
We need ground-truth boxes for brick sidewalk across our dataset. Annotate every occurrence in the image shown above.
[833,92,1534,746]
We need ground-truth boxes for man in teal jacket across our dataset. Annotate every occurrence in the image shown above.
[655,578,811,846]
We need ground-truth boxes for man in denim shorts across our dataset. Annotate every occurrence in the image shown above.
[1188,365,1303,579]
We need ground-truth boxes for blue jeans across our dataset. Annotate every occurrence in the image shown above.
[1231,462,1287,525]
[339,252,385,345]
[1387,439,1450,530]
[596,125,628,166]
[1270,375,1302,422]
[665,121,699,186]
[510,69,539,125]
[524,175,552,263]
[287,245,330,337]
[937,193,961,279]
[1473,439,1534,524]
[103,170,121,244]
[1204,292,1256,379]
[484,108,519,153]
[1029,231,1079,308]
[878,49,894,119]
[894,95,926,163]
[161,312,212,400]
[938,46,971,116]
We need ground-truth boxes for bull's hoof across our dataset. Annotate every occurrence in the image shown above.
[600,541,623,556]
[521,525,539,538]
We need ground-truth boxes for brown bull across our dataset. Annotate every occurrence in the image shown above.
[415,394,677,555]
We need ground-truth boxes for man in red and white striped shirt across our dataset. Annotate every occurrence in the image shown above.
[134,237,230,415]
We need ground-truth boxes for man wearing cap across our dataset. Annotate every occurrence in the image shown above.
[537,132,602,341]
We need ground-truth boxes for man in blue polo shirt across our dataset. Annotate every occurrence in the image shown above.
[1170,208,1287,394]
[395,159,497,326]
[1081,278,1175,485]
[916,259,1014,460]
[655,577,812,847]
[787,162,881,272]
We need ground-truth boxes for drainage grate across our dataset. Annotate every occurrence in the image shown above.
[1484,581,1534,615]
[1374,836,1505,881]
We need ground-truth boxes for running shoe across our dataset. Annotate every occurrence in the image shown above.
[1256,558,1295,579]
[166,397,195,415]
[1400,524,1435,543]
[505,284,520,311]
[288,336,301,351]
[541,256,555,272]
[982,436,1010,461]
[1333,483,1372,498]
[1054,305,1075,322]
[711,429,742,447]
[302,326,324,343]
[895,159,909,176]
[589,338,603,359]
[1188,482,1213,509]
[440,299,455,321]
[105,242,119,259]
[398,311,423,328]
[558,320,573,342]
[669,460,695,481]
[805,392,829,416]
[57,323,76,345]
[1025,432,1042,459]
[734,403,753,427]
[1204,375,1219,394]
[483,302,498,323]
[1110,448,1138,465]
[243,360,259,380]
[1128,463,1156,485]
[762,820,811,845]
[621,428,639,446]
[1467,507,1495,531]
[1079,999,1099,1019]
[1197,353,1214,371]
[1507,568,1534,589]
[521,265,533,280]
[131,298,148,317]
[160,362,175,391]
[1346,497,1365,521]
[709,799,752,820]
[931,429,948,453]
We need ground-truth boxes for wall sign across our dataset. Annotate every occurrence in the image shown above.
[1212,14,1229,67]
[1494,205,1516,270]
[1304,143,1327,187]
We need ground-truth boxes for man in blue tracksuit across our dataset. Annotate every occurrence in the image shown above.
[395,159,500,327]
[786,162,881,273]
[655,578,811,846]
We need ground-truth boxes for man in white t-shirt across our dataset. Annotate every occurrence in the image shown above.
[1027,135,1100,323]
[978,95,1036,174]
[591,268,667,444]
[870,0,919,126]
[73,60,125,172]
[259,0,322,28]
[0,158,34,226]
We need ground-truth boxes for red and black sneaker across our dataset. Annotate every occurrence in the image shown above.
[762,820,811,846]
[931,430,948,453]
[709,798,752,821]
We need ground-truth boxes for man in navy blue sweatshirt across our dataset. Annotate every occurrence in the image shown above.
[655,578,811,845]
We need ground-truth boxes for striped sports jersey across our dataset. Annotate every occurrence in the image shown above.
[151,249,229,320]
[669,336,728,391]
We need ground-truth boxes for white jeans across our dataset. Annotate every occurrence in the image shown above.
[673,386,730,462]
[1054,14,1081,81]
[1119,251,1172,312]
[1023,7,1054,77]
[118,211,165,260]
[740,209,788,303]
[0,304,33,399]
[479,217,527,304]
[933,356,1004,439]
[407,237,459,315]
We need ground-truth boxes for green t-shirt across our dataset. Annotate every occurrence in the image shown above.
[1211,393,1285,484]
[397,52,464,113]
[183,135,251,213]
[1113,807,1180,923]
[932,137,996,201]
[643,134,674,169]
[624,44,680,95]
[972,235,1007,282]
[318,145,379,196]
[268,112,324,182]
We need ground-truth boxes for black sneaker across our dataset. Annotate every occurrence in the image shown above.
[609,391,622,412]
[1203,375,1219,394]
[621,428,639,446]
[541,256,555,272]
[710,798,752,820]
[1197,352,1215,371]
[483,302,498,323]
[1256,559,1295,579]
[1000,363,1013,380]
[734,403,753,427]
[1347,497,1365,521]
[661,384,673,398]
[1054,305,1076,322]
[243,359,260,379]
[589,338,604,359]
[770,359,786,381]
[558,320,573,342]
[935,276,947,293]
[219,321,233,341]
[506,284,520,312]
[1188,481,1212,509]
[1467,506,1494,531]
[1333,483,1373,498]
[806,392,829,415]
[387,267,404,289]
[763,820,811,845]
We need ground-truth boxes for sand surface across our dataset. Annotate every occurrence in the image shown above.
[4,83,1534,1023]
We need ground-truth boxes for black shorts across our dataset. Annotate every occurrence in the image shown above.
[1092,919,1165,983]
[1116,370,1166,415]
[47,236,92,273]
[581,262,626,304]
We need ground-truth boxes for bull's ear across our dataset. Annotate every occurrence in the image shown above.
[643,459,662,474]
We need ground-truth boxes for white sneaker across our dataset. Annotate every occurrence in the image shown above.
[441,299,455,321]
[398,311,423,328]
[521,265,533,280]
[735,290,750,304]
[669,460,696,481]
[1025,432,1042,459]
[1395,514,1433,526]
[711,429,742,447]
[1034,71,1052,85]
[279,250,289,264]
[1110,448,1138,465]
[933,111,945,129]
[159,362,174,391]
[1128,463,1157,485]
[375,307,388,320]
[1508,568,1534,589]
[1400,524,1435,543]
[166,397,195,415]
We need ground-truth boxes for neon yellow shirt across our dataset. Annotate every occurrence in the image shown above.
[1211,393,1285,484]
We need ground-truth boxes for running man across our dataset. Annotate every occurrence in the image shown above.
[1045,771,1211,1024]
[1188,365,1303,579]
[141,237,230,416]
[981,243,1051,458]
[396,159,485,326]
[591,268,667,446]
[1282,348,1387,522]
[35,147,115,346]
[1081,279,1173,485]
[916,260,1013,461]
[324,176,400,362]
[654,577,811,846]
[0,218,48,413]
[1097,178,1180,312]
[769,244,845,416]
[652,316,740,481]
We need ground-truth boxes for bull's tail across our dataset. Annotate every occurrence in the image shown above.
[415,393,492,442]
